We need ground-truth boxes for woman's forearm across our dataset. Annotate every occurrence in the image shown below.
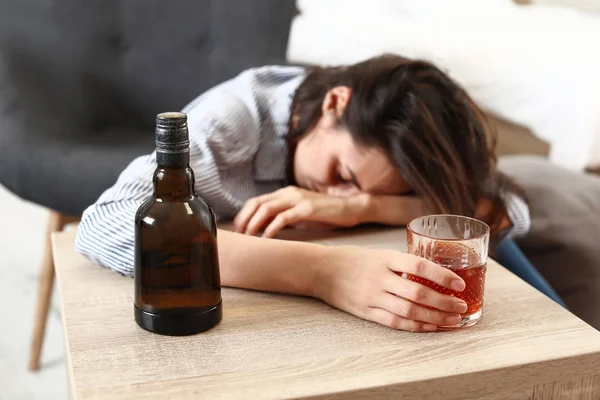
[216,229,325,297]
[361,195,429,226]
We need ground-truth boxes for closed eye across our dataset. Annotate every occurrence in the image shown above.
[342,165,362,190]
[336,171,350,184]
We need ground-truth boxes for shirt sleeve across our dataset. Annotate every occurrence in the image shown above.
[75,73,261,277]
[500,190,531,239]
[75,155,155,277]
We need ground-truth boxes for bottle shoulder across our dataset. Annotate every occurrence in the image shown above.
[135,197,155,220]
[135,196,216,233]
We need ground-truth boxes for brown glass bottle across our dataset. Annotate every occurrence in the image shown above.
[134,112,222,335]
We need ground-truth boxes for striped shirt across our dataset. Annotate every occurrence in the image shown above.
[75,65,530,277]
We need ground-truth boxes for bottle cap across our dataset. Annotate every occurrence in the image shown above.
[155,112,189,154]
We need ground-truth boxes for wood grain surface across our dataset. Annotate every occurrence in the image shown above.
[52,227,600,400]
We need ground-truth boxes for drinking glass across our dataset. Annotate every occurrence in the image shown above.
[407,215,490,329]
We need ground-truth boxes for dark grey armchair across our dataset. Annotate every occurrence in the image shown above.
[0,0,296,370]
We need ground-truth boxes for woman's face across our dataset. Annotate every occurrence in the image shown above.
[293,87,411,197]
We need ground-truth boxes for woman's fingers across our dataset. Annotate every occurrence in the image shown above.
[235,187,355,237]
[262,201,313,238]
[388,253,466,291]
[234,190,282,233]
[376,292,462,326]
[317,246,470,333]
[233,198,263,233]
[244,199,293,236]
[383,272,468,313]
[234,187,307,234]
[367,307,437,332]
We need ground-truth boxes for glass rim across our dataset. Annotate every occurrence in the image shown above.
[407,214,490,241]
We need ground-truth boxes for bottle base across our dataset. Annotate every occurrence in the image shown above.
[135,300,222,336]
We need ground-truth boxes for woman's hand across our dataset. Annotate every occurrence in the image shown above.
[234,186,370,237]
[475,196,512,237]
[218,227,466,332]
[235,187,433,237]
[314,246,468,332]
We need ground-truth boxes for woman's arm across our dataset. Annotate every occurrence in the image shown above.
[77,193,468,333]
[366,193,531,239]
[77,174,469,333]
[233,185,531,241]
[217,229,321,297]
[233,188,430,237]
[361,194,430,226]
[218,230,470,334]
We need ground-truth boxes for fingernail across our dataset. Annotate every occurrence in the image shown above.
[453,301,468,313]
[445,315,462,325]
[451,280,466,291]
[423,324,437,332]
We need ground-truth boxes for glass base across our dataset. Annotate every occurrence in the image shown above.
[438,308,482,330]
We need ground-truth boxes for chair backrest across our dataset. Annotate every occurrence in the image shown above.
[0,0,297,214]
[0,0,296,134]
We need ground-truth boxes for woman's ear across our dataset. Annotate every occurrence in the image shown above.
[322,86,352,119]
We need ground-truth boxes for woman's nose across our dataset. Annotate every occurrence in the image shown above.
[326,185,361,197]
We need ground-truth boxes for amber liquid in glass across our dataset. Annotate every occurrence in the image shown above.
[408,241,486,317]
[409,261,487,315]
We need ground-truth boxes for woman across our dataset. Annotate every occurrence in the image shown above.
[76,54,532,332]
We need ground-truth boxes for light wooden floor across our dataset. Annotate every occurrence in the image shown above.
[0,184,68,400]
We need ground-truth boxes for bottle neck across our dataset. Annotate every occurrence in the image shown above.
[156,150,189,168]
[153,158,195,200]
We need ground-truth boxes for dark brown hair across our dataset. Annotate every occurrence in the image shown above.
[288,54,523,238]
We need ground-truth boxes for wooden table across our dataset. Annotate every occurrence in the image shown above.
[53,228,600,400]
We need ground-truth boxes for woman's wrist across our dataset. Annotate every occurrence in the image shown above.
[308,244,350,303]
[347,193,375,225]
[356,194,425,226]
[298,243,333,299]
